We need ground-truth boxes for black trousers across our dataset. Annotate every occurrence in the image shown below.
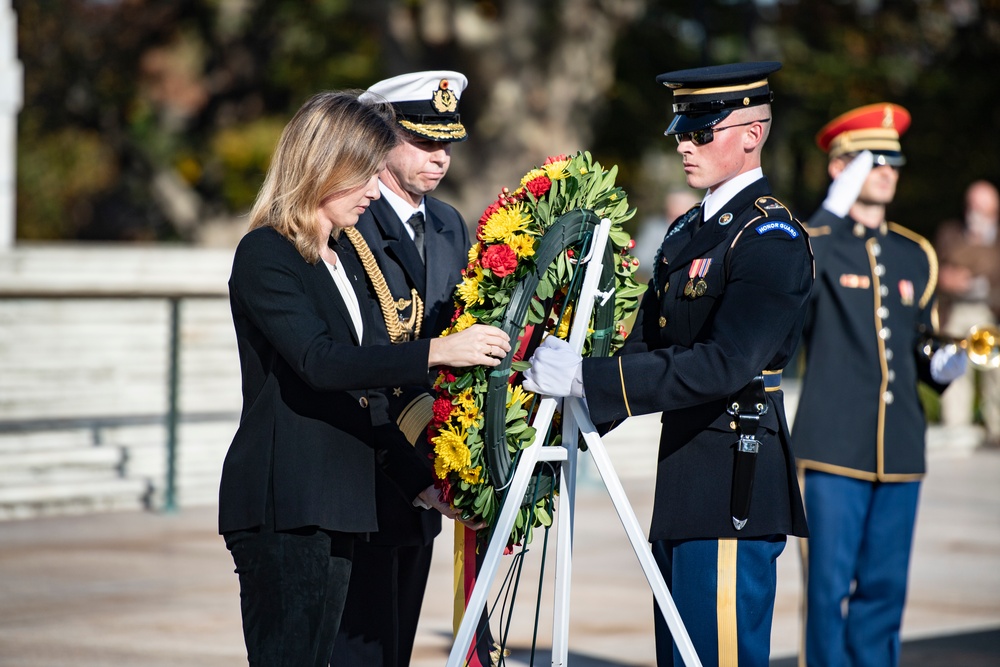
[225,527,354,667]
[329,541,434,667]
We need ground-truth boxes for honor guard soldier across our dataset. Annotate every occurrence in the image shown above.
[791,104,967,667]
[523,61,813,667]
[333,71,474,667]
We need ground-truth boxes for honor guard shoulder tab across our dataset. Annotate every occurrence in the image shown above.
[749,196,801,240]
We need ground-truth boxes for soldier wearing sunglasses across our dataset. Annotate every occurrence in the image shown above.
[524,61,812,667]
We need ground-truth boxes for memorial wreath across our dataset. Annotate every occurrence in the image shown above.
[428,151,646,549]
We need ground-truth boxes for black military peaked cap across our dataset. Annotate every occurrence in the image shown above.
[656,61,782,135]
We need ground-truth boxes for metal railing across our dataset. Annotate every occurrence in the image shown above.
[0,288,238,512]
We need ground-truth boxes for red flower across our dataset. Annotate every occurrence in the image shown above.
[543,154,568,165]
[481,244,518,278]
[432,398,453,424]
[437,477,454,503]
[478,200,502,226]
[525,175,552,198]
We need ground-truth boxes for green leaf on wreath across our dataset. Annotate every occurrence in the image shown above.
[536,506,553,527]
[527,297,546,324]
[536,275,555,300]
[507,420,528,435]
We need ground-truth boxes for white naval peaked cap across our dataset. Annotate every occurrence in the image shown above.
[360,70,468,142]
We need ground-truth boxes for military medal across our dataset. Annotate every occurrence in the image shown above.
[685,258,712,298]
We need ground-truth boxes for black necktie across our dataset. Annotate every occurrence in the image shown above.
[408,211,425,262]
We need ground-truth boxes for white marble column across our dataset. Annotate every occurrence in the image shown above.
[0,2,23,249]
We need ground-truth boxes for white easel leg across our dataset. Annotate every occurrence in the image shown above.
[445,399,566,667]
[550,403,580,666]
[569,397,703,667]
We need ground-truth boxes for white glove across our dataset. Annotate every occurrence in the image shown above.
[823,150,874,218]
[931,344,968,384]
[522,336,585,398]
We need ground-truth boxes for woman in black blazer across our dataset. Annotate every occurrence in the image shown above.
[219,91,508,667]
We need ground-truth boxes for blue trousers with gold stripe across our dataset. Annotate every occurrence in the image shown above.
[652,536,786,667]
[802,470,920,667]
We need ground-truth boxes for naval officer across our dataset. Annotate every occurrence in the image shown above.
[523,61,813,667]
[332,71,476,667]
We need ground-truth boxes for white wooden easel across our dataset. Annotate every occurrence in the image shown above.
[446,219,702,667]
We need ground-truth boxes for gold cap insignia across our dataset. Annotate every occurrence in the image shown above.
[431,79,458,114]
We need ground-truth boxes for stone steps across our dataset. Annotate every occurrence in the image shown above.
[0,477,151,521]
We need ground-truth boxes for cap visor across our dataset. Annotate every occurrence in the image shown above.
[664,110,731,135]
[398,119,468,142]
[872,151,906,167]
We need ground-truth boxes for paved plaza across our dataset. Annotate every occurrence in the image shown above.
[0,415,997,666]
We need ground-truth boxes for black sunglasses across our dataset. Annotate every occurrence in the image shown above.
[674,118,771,146]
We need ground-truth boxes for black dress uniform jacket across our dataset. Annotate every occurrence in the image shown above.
[349,195,470,545]
[792,208,945,481]
[219,226,434,535]
[582,177,812,542]
[356,195,471,339]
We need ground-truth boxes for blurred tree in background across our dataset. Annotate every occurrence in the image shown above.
[12,0,1000,244]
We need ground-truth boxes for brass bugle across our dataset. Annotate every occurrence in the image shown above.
[919,324,1000,370]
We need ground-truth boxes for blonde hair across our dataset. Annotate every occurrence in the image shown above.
[248,91,397,263]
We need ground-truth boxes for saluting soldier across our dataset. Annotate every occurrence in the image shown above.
[791,104,967,667]
[332,71,473,667]
[523,61,813,667]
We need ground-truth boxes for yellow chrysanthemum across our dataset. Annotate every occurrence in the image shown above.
[457,268,483,307]
[431,426,471,478]
[543,160,570,180]
[451,312,478,333]
[507,383,530,408]
[467,242,482,265]
[507,233,536,259]
[557,306,573,339]
[457,388,477,411]
[433,456,451,480]
[481,204,532,245]
[457,408,481,430]
[456,390,480,429]
[459,466,483,485]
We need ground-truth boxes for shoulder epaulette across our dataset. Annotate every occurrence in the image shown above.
[803,224,831,237]
[887,221,938,307]
[753,195,794,221]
